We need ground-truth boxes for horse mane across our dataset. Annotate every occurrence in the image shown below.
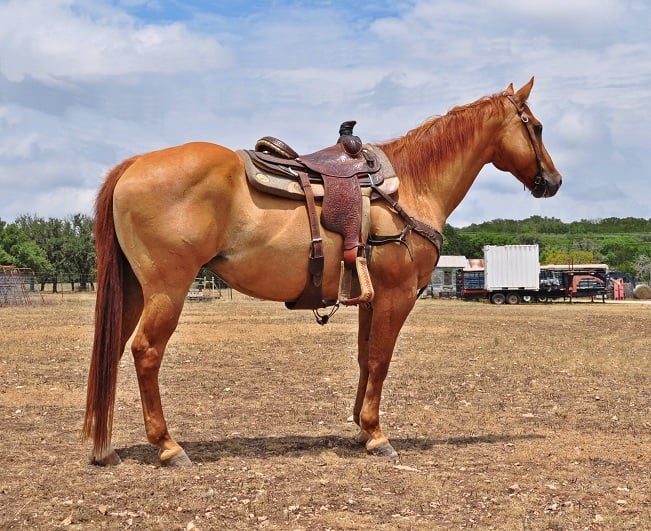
[377,93,506,189]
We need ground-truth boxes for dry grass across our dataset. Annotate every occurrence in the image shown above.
[0,293,649,529]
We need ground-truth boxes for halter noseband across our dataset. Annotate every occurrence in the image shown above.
[504,93,547,196]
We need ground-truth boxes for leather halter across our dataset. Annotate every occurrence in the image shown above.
[504,93,547,197]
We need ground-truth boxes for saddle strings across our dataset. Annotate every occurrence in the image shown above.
[313,303,340,326]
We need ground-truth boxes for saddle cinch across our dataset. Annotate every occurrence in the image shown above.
[239,121,400,311]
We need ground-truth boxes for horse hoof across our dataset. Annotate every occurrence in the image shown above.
[160,448,192,467]
[366,438,398,458]
[90,449,122,466]
[369,443,398,458]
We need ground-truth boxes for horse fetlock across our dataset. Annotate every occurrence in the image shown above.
[355,429,371,444]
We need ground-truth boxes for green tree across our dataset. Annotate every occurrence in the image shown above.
[0,220,11,264]
[62,214,96,290]
[0,219,52,273]
[11,213,96,291]
[633,254,651,283]
[541,249,595,266]
[449,216,651,275]
[599,236,645,276]
[15,215,66,291]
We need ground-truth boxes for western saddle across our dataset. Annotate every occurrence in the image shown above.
[239,121,443,315]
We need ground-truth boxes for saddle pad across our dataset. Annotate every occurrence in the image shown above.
[238,145,399,201]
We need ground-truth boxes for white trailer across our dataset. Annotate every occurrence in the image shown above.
[484,245,540,304]
[456,245,609,304]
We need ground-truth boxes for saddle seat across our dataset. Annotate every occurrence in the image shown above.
[242,133,399,202]
[239,121,400,310]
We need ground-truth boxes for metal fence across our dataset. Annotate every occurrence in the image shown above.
[0,266,43,305]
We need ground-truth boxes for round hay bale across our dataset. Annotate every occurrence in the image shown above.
[633,284,651,299]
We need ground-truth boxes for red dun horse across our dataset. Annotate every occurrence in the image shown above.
[84,78,561,465]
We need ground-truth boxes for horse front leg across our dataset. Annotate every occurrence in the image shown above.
[354,292,415,457]
[131,291,192,466]
[353,304,371,441]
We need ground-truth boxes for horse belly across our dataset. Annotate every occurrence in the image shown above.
[208,204,342,302]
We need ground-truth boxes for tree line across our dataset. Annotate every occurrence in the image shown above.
[0,214,94,291]
[443,216,651,282]
[2,214,651,290]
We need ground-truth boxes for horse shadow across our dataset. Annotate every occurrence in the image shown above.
[117,432,545,465]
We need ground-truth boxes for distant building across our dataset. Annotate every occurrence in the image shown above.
[429,255,469,297]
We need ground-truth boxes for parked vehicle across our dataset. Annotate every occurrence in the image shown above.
[456,245,608,304]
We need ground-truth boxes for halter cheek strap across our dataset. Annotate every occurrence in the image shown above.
[504,93,546,191]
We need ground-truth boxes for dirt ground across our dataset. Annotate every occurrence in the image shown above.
[1,293,650,530]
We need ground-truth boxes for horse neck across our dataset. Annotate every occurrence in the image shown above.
[378,96,506,228]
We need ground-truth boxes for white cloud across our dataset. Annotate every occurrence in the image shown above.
[0,0,650,225]
[0,0,231,82]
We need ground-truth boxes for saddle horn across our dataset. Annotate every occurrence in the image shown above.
[338,120,363,156]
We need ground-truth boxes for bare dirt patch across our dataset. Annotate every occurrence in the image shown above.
[1,294,650,529]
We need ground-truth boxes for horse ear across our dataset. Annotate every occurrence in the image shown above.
[505,82,515,95]
[514,77,535,105]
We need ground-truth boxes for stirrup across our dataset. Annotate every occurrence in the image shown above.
[338,255,374,306]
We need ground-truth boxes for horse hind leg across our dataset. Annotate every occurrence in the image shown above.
[131,286,192,466]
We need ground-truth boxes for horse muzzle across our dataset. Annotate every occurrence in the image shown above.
[531,172,562,198]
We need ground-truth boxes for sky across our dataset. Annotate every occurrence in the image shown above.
[1,0,650,227]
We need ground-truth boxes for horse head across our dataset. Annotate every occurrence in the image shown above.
[492,77,562,198]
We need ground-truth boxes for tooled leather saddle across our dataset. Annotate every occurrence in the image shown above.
[239,121,443,314]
